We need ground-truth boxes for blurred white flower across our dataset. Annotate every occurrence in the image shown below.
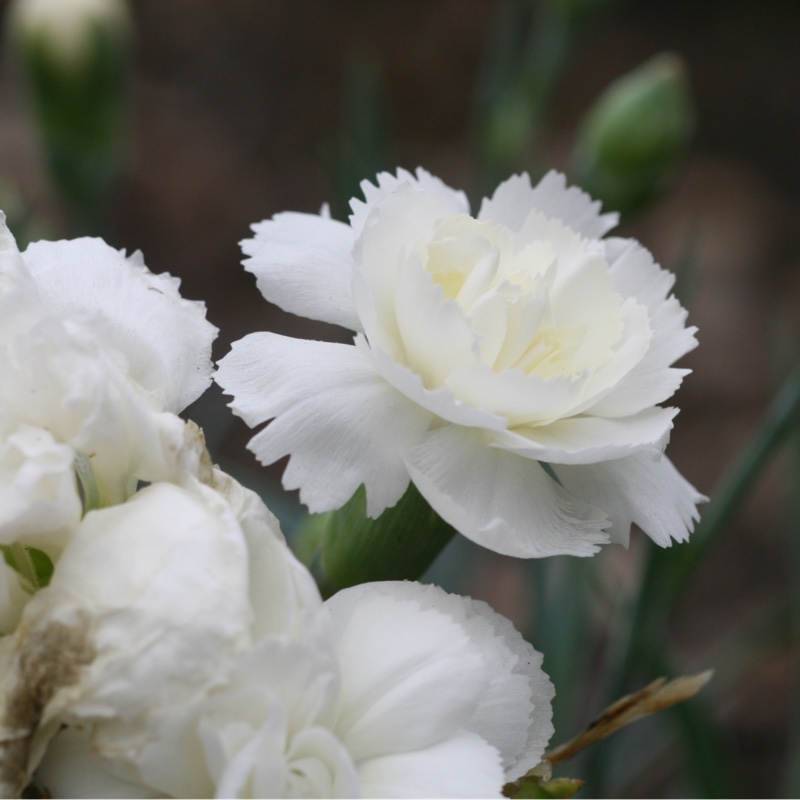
[7,473,552,799]
[0,211,216,635]
[7,0,131,72]
[217,169,704,557]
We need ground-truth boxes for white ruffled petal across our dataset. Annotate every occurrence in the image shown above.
[491,406,677,466]
[210,468,323,642]
[242,212,361,332]
[216,333,433,517]
[478,171,618,239]
[1,315,173,504]
[34,727,160,799]
[26,479,252,723]
[392,258,480,387]
[445,362,590,427]
[362,336,507,431]
[357,731,504,799]
[328,581,553,781]
[349,167,469,238]
[22,237,217,413]
[554,451,706,547]
[590,239,698,416]
[405,425,610,557]
[353,183,460,356]
[0,214,42,332]
[0,424,81,552]
[324,586,487,762]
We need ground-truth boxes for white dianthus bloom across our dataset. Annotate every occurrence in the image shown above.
[216,169,705,557]
[11,475,552,799]
[0,477,261,797]
[0,211,217,628]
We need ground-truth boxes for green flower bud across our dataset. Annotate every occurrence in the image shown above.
[6,0,133,231]
[571,52,694,214]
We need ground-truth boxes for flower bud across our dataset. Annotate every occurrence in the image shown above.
[5,0,133,230]
[571,52,694,214]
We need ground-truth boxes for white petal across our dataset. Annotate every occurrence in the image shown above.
[134,632,348,798]
[280,726,360,799]
[358,731,504,799]
[554,451,706,547]
[210,468,324,642]
[361,335,507,431]
[330,581,553,780]
[349,167,469,238]
[0,214,42,330]
[353,183,459,354]
[478,171,618,239]
[590,238,698,416]
[324,586,487,762]
[26,479,252,723]
[0,424,81,552]
[491,406,678,465]
[22,237,217,413]
[1,315,192,504]
[199,639,348,799]
[34,727,160,799]
[216,333,432,516]
[242,212,361,332]
[445,362,590,426]
[392,257,479,387]
[405,425,610,557]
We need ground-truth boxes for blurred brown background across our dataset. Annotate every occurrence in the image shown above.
[1,1,799,797]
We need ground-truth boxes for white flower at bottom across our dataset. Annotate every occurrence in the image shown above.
[47,580,551,798]
[9,473,553,799]
[216,168,705,557]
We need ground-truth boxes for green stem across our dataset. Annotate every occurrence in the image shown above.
[664,363,800,602]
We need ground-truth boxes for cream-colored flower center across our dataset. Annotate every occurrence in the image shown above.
[424,215,624,381]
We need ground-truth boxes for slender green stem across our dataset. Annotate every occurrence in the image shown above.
[664,363,800,602]
[471,0,579,194]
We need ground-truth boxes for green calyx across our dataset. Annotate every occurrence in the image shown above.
[294,483,457,598]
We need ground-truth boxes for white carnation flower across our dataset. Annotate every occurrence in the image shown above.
[216,169,704,557]
[0,212,217,626]
[0,477,260,796]
[9,474,552,799]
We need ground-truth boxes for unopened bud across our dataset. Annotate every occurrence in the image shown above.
[7,0,131,73]
[6,0,133,230]
[571,53,694,214]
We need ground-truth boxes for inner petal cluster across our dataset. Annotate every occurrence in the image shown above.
[381,208,632,429]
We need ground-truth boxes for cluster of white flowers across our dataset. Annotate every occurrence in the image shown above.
[0,211,555,798]
[218,169,704,558]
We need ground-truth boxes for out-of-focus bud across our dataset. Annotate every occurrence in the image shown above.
[5,0,133,232]
[571,53,694,214]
